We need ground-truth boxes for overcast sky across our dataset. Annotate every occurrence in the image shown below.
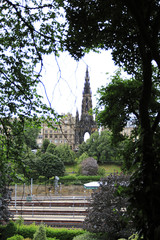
[38,50,118,116]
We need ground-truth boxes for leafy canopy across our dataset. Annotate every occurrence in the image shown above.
[95,68,160,136]
[0,0,64,223]
[36,152,65,179]
[63,1,160,238]
[0,0,64,121]
[78,130,123,164]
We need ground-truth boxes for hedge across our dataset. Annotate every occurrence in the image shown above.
[1,222,86,240]
[7,234,24,240]
[16,224,37,239]
[45,227,86,240]
[16,224,86,240]
[59,175,101,184]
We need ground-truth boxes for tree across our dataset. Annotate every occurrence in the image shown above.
[19,147,40,180]
[36,152,65,180]
[77,152,89,164]
[81,157,98,176]
[33,224,47,240]
[41,139,50,153]
[24,123,40,149]
[95,68,160,171]
[54,144,75,165]
[84,173,133,240]
[78,130,123,164]
[46,142,56,154]
[95,68,160,138]
[0,0,63,223]
[64,1,160,238]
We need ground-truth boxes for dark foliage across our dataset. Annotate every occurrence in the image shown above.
[36,152,65,179]
[63,1,160,238]
[84,173,134,240]
[1,221,17,240]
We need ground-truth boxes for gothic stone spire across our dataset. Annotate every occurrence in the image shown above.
[81,66,92,116]
[75,67,97,145]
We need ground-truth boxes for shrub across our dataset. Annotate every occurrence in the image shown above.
[33,224,46,240]
[7,234,24,240]
[1,221,17,240]
[17,224,37,239]
[0,225,6,235]
[47,238,59,240]
[15,216,24,226]
[59,175,77,182]
[77,175,101,183]
[72,232,98,240]
[45,227,86,240]
[17,224,85,240]
[98,167,106,176]
[59,175,101,184]
[81,157,98,176]
[128,233,142,239]
[84,173,134,240]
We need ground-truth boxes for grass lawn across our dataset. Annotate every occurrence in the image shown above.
[101,164,122,174]
[65,164,122,176]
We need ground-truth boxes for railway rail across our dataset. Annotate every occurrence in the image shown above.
[10,196,90,227]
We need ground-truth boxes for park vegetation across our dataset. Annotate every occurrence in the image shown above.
[1,0,160,239]
[11,127,123,184]
[63,1,160,239]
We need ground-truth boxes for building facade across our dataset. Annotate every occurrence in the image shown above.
[37,113,76,149]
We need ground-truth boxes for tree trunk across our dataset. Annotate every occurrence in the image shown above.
[138,47,158,239]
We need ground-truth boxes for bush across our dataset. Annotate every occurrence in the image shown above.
[47,238,59,240]
[84,173,134,240]
[81,158,98,176]
[118,233,143,240]
[16,224,86,240]
[17,224,37,239]
[59,175,77,182]
[0,225,6,235]
[128,233,142,239]
[15,216,24,226]
[1,221,17,240]
[33,224,47,240]
[98,167,106,176]
[72,232,98,240]
[45,227,86,240]
[59,175,101,184]
[77,175,101,183]
[7,234,24,240]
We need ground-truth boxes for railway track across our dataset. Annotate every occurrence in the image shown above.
[9,196,90,227]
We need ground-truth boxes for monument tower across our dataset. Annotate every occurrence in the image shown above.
[75,67,97,146]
